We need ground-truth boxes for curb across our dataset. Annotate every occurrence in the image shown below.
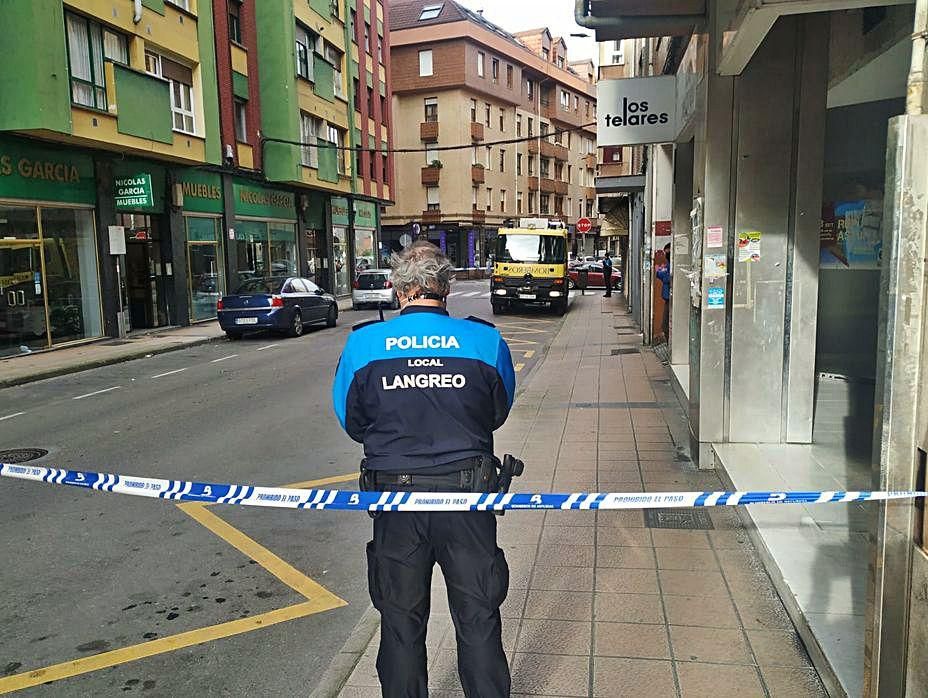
[310,605,381,697]
[0,334,224,389]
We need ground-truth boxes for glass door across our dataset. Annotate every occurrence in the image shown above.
[0,205,49,356]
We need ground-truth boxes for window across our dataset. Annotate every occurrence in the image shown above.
[472,186,478,207]
[300,112,323,167]
[234,99,247,142]
[228,0,242,43]
[574,95,580,111]
[585,100,591,118]
[477,52,485,77]
[506,65,513,88]
[528,192,536,213]
[353,78,361,111]
[560,90,570,109]
[419,3,444,20]
[528,117,534,137]
[325,43,345,98]
[146,51,196,134]
[526,79,535,100]
[554,195,563,214]
[567,164,572,183]
[484,103,490,127]
[567,197,572,217]
[517,191,523,214]
[540,121,549,136]
[500,189,506,213]
[328,124,346,174]
[296,24,317,80]
[425,143,438,164]
[426,186,440,211]
[367,86,374,114]
[540,193,550,214]
[540,158,550,177]
[516,114,522,137]
[557,56,564,69]
[377,32,383,64]
[486,188,492,212]
[499,149,505,173]
[611,40,625,65]
[499,108,504,131]
[382,148,388,182]
[364,23,371,54]
[470,99,478,122]
[65,12,127,110]
[567,132,572,148]
[528,156,535,176]
[381,95,388,127]
[517,153,523,175]
[418,49,433,77]
[555,162,563,181]
[485,146,491,169]
[166,0,190,9]
[424,97,438,122]
[542,48,550,61]
[491,58,499,83]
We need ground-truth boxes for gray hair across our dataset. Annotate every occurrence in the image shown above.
[389,241,454,297]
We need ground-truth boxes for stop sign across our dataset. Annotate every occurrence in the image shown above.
[577,217,592,233]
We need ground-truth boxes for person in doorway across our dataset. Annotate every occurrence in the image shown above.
[332,241,516,697]
[656,243,672,343]
[602,251,614,297]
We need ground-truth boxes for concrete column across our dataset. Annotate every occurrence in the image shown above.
[166,171,190,327]
[868,113,928,697]
[93,159,120,338]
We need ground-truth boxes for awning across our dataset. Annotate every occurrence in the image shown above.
[596,175,645,194]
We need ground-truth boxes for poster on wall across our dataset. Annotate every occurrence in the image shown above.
[737,232,761,262]
[821,200,882,269]
[704,253,727,280]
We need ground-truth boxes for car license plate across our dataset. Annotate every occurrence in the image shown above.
[235,317,258,325]
[518,293,536,300]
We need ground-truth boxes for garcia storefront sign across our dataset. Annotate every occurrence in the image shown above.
[115,173,153,209]
[597,76,677,146]
[233,180,295,219]
[0,136,95,205]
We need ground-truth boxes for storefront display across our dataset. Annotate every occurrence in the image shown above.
[231,180,297,291]
[353,200,378,273]
[331,197,351,296]
[0,137,102,357]
[177,172,225,322]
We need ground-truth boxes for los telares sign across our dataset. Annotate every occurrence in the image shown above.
[597,76,678,146]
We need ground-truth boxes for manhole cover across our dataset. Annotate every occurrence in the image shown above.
[644,508,714,530]
[611,347,639,355]
[0,448,49,464]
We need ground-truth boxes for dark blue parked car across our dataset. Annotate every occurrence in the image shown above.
[217,276,338,340]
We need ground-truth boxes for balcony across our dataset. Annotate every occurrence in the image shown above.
[421,165,442,185]
[583,153,597,169]
[420,121,439,142]
[528,140,569,161]
[528,176,557,194]
[471,165,486,184]
[583,186,597,200]
[470,122,484,141]
[555,180,568,195]
[421,209,442,224]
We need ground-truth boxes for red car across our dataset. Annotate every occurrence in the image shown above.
[568,263,621,290]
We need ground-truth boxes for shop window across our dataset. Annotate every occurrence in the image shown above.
[186,217,224,322]
[332,227,350,296]
[65,12,127,110]
[296,24,318,80]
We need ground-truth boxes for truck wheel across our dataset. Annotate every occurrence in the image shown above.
[491,301,504,315]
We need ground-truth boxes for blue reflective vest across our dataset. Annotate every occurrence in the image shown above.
[332,306,516,471]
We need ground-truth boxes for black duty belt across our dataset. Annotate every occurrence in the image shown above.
[360,455,497,494]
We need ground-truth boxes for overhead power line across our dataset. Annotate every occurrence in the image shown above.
[259,121,598,155]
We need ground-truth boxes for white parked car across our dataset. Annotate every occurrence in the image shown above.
[352,269,399,310]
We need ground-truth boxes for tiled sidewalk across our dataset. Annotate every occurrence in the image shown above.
[337,293,827,697]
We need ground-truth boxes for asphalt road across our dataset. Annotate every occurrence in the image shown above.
[0,280,574,696]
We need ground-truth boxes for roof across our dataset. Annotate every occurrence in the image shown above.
[390,0,517,41]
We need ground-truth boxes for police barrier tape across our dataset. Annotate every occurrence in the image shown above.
[2,463,926,511]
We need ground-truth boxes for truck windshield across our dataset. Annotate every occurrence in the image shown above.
[495,235,566,264]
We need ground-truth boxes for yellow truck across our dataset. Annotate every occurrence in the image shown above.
[490,225,569,315]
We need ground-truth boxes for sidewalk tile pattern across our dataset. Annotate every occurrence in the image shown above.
[339,294,827,697]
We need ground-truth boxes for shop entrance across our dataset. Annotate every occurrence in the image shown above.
[0,206,46,356]
[119,213,168,330]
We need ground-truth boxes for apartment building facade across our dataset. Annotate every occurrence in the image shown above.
[384,0,598,268]
[0,0,394,358]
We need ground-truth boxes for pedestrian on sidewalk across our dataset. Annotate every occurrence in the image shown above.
[332,241,516,697]
[656,243,672,343]
[602,251,614,297]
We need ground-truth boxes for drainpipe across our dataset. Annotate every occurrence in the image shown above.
[574,0,703,38]
[133,0,142,23]
[908,0,928,114]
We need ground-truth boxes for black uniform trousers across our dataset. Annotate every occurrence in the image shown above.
[366,503,510,697]
[604,271,613,297]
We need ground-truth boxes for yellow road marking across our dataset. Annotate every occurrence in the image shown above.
[524,350,536,359]
[177,503,348,606]
[514,363,525,372]
[2,472,358,693]
[0,602,327,694]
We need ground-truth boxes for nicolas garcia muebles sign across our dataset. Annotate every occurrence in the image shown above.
[597,76,677,146]
[115,173,154,209]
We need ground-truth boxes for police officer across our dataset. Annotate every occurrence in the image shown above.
[602,251,614,298]
[332,241,516,697]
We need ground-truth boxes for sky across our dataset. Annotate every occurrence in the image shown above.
[453,0,598,65]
